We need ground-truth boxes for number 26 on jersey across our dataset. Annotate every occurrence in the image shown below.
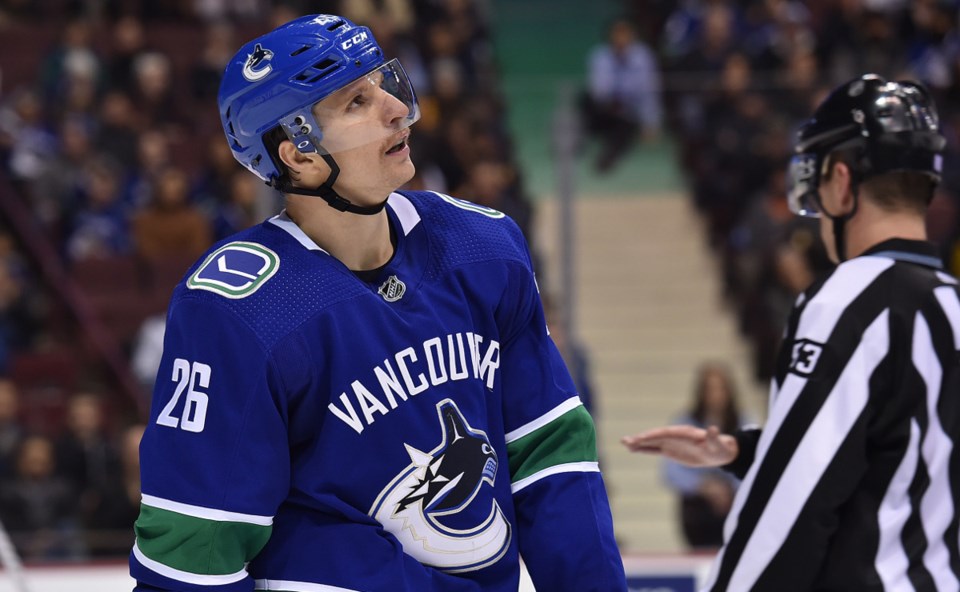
[157,358,210,433]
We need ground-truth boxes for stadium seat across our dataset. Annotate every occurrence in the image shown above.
[10,348,82,435]
[69,254,145,294]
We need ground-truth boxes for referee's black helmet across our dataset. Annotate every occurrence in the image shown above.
[787,74,946,217]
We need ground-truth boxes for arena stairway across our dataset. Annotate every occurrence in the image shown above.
[491,0,769,555]
[533,192,767,553]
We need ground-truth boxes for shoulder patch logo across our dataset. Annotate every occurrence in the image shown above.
[187,242,279,299]
[242,43,274,82]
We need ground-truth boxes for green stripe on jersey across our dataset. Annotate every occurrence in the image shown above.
[135,504,272,576]
[506,405,598,483]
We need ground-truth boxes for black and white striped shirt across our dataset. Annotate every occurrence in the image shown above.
[710,239,960,592]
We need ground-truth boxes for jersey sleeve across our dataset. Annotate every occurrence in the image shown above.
[130,296,291,592]
[723,428,761,480]
[497,262,627,592]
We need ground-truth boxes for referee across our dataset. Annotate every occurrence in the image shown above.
[624,74,960,591]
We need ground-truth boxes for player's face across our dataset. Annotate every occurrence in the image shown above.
[313,73,416,203]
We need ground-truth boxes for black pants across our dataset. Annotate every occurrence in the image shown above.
[680,495,726,549]
[578,92,640,171]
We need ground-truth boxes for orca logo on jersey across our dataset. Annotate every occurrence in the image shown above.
[369,399,511,573]
[187,242,279,299]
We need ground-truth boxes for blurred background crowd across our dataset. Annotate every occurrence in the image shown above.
[621,0,960,385]
[0,0,956,562]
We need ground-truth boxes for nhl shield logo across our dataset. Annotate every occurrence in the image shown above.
[378,275,406,302]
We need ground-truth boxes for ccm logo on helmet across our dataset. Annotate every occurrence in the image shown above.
[341,31,368,50]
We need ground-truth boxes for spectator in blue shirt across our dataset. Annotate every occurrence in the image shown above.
[581,17,663,172]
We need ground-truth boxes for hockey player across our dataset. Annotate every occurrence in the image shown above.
[130,13,627,592]
[623,75,960,591]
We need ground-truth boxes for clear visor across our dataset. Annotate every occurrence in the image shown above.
[279,59,420,155]
[786,153,823,218]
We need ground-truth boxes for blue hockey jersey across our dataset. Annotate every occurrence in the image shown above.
[130,191,626,592]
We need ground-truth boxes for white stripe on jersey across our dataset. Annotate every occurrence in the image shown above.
[719,373,806,544]
[796,257,893,342]
[712,373,810,588]
[268,212,328,253]
[133,541,248,585]
[934,286,960,576]
[937,271,959,285]
[935,286,960,349]
[387,192,422,235]
[915,306,959,591]
[875,419,921,590]
[255,578,360,591]
[510,461,600,494]
[504,396,582,443]
[725,310,889,591]
[141,494,274,526]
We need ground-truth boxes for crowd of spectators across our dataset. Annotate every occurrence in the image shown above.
[0,0,537,560]
[0,377,144,559]
[629,0,960,384]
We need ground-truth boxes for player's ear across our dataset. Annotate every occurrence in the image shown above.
[833,161,857,213]
[823,159,855,214]
[277,140,330,182]
[277,140,313,171]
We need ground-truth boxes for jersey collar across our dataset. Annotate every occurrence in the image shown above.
[861,238,943,269]
[267,192,421,252]
[268,211,328,252]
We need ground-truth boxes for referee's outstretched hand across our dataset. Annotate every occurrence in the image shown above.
[621,425,738,468]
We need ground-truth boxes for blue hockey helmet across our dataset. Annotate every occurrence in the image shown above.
[787,74,945,217]
[218,14,420,185]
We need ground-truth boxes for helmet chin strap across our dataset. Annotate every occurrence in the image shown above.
[818,182,860,263]
[275,153,387,216]
[831,213,850,263]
